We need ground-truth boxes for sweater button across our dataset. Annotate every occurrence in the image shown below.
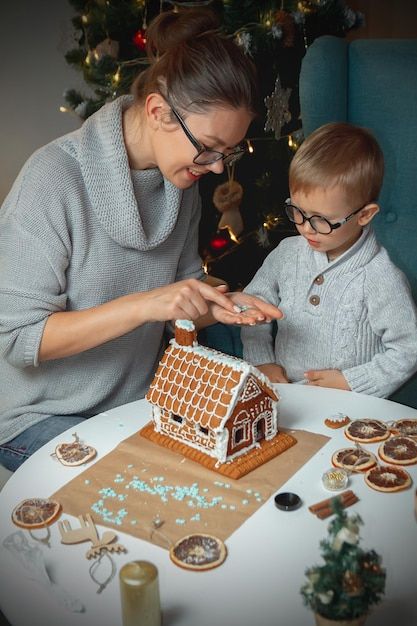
[314,274,324,285]
[309,295,320,306]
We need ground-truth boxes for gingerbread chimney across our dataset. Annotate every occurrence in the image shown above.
[174,319,197,347]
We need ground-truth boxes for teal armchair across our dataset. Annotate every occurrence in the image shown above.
[299,36,417,408]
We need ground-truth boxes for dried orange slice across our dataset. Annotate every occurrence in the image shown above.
[390,418,417,438]
[11,498,61,529]
[378,436,417,466]
[170,534,227,571]
[345,419,389,443]
[332,447,377,472]
[365,465,412,493]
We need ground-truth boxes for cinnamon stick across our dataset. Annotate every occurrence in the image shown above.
[316,493,359,519]
[309,490,355,514]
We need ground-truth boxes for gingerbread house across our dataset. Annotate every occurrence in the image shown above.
[145,320,280,464]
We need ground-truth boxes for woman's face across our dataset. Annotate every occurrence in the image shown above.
[153,105,253,189]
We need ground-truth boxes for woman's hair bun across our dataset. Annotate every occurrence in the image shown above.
[146,8,221,60]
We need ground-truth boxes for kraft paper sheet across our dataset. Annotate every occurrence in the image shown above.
[52,426,328,549]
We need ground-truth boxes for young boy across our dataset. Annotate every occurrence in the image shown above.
[241,122,417,397]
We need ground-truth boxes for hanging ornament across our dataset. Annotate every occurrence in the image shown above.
[213,164,244,242]
[264,75,292,139]
[343,571,363,597]
[209,232,230,253]
[93,38,119,61]
[273,10,296,47]
[297,1,319,15]
[235,31,253,56]
[133,28,147,51]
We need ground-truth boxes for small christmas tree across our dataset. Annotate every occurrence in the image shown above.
[300,501,386,622]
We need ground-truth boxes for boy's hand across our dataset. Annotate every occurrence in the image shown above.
[210,291,283,326]
[304,369,351,391]
[256,363,289,384]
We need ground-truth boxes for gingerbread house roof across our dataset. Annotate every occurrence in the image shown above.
[146,339,279,433]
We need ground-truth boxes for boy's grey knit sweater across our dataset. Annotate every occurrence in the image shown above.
[242,227,417,398]
[0,96,203,444]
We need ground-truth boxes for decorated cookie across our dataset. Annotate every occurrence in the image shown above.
[324,413,351,429]
[169,534,227,571]
[332,447,377,472]
[54,433,97,466]
[378,436,417,466]
[12,498,61,529]
[390,418,417,438]
[365,465,412,493]
[345,419,390,443]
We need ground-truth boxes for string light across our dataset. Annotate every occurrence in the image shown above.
[246,139,254,154]
[113,67,121,84]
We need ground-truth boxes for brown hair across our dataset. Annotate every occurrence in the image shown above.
[289,122,384,205]
[131,9,259,117]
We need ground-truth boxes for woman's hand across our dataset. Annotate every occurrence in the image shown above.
[256,363,289,384]
[210,291,283,326]
[144,279,255,324]
[304,369,351,391]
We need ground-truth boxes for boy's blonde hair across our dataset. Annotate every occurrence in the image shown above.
[289,122,384,206]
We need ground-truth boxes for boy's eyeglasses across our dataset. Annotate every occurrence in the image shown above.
[284,198,368,235]
[167,99,247,166]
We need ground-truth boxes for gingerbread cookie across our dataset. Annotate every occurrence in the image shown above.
[169,534,227,571]
[332,447,377,472]
[324,413,351,429]
[12,498,61,529]
[390,418,417,438]
[345,419,390,443]
[378,436,417,466]
[365,465,412,493]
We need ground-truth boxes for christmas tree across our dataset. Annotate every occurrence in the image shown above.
[63,0,363,288]
[300,502,386,622]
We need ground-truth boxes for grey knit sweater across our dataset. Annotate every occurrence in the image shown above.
[0,96,203,444]
[242,227,417,398]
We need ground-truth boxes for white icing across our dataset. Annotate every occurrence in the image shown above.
[175,319,195,331]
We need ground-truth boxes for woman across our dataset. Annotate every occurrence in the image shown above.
[0,9,282,471]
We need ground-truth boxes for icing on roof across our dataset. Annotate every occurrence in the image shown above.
[146,339,279,432]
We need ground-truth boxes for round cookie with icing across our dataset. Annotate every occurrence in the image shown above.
[324,412,351,429]
[11,498,61,529]
[345,419,390,443]
[378,435,417,466]
[170,534,227,571]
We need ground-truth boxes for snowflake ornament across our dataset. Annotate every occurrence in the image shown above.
[264,75,292,139]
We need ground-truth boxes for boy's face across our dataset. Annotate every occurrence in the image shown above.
[290,186,378,260]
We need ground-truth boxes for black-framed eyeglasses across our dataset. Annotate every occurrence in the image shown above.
[167,100,247,166]
[284,198,368,235]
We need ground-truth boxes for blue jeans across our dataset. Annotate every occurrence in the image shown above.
[0,415,87,472]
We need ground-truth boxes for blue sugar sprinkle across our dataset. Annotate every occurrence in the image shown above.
[190,513,201,521]
[229,505,236,510]
[84,479,90,485]
[127,464,134,469]
[175,518,186,525]
[242,499,249,505]
[131,520,137,525]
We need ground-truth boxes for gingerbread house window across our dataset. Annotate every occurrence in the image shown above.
[199,426,209,436]
[171,415,183,424]
[233,422,250,445]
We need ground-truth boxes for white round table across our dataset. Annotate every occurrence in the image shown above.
[0,384,416,626]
